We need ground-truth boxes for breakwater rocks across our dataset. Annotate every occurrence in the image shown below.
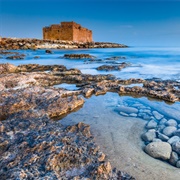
[0,38,127,50]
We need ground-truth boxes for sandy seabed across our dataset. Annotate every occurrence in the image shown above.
[61,93,180,180]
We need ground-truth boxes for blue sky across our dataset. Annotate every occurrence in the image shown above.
[0,0,180,46]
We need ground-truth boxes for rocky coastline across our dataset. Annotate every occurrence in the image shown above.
[0,38,128,50]
[1,50,180,179]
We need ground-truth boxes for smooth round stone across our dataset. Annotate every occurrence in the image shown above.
[153,138,162,142]
[129,113,137,117]
[141,129,156,142]
[172,141,180,155]
[157,124,166,132]
[119,112,129,116]
[152,111,164,120]
[176,160,180,168]
[169,151,179,166]
[138,113,151,120]
[159,118,167,125]
[146,120,158,129]
[168,136,180,145]
[157,132,169,141]
[163,126,177,137]
[173,129,180,137]
[165,119,178,127]
[116,106,138,114]
[145,142,172,160]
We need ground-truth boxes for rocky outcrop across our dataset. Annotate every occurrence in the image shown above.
[97,62,130,71]
[63,54,95,59]
[0,38,128,50]
[0,116,134,180]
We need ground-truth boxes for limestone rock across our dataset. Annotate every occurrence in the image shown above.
[145,142,172,160]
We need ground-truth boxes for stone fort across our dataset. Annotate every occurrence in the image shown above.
[43,21,93,43]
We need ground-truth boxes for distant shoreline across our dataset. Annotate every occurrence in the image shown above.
[0,37,128,50]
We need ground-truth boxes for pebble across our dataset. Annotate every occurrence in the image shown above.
[172,141,180,155]
[152,111,164,120]
[146,120,158,129]
[163,126,177,137]
[176,160,180,168]
[173,129,180,137]
[157,132,169,141]
[169,151,179,166]
[167,136,180,145]
[117,106,138,114]
[141,129,156,142]
[165,119,177,127]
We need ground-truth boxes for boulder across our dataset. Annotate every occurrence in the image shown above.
[145,142,172,160]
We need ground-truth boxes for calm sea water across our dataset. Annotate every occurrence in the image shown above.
[1,47,180,80]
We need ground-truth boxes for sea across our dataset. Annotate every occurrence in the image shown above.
[1,47,180,179]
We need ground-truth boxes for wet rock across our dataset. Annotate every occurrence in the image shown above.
[157,132,169,141]
[34,56,40,59]
[63,54,95,59]
[115,106,138,114]
[0,63,17,74]
[97,62,130,71]
[145,142,172,160]
[176,160,180,168]
[6,54,25,60]
[146,120,158,129]
[105,56,126,60]
[173,129,180,137]
[167,136,180,145]
[152,111,164,120]
[159,118,167,125]
[141,129,156,142]
[45,49,53,54]
[152,138,162,142]
[169,151,179,166]
[165,119,177,127]
[172,141,180,155]
[163,126,177,137]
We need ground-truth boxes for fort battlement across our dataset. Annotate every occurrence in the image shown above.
[43,21,93,43]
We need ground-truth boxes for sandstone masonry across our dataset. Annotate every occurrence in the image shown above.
[43,21,93,43]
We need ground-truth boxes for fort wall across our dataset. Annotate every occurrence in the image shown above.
[43,21,92,43]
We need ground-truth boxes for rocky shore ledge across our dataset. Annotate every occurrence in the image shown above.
[0,38,127,50]
[0,63,134,179]
[1,62,180,179]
